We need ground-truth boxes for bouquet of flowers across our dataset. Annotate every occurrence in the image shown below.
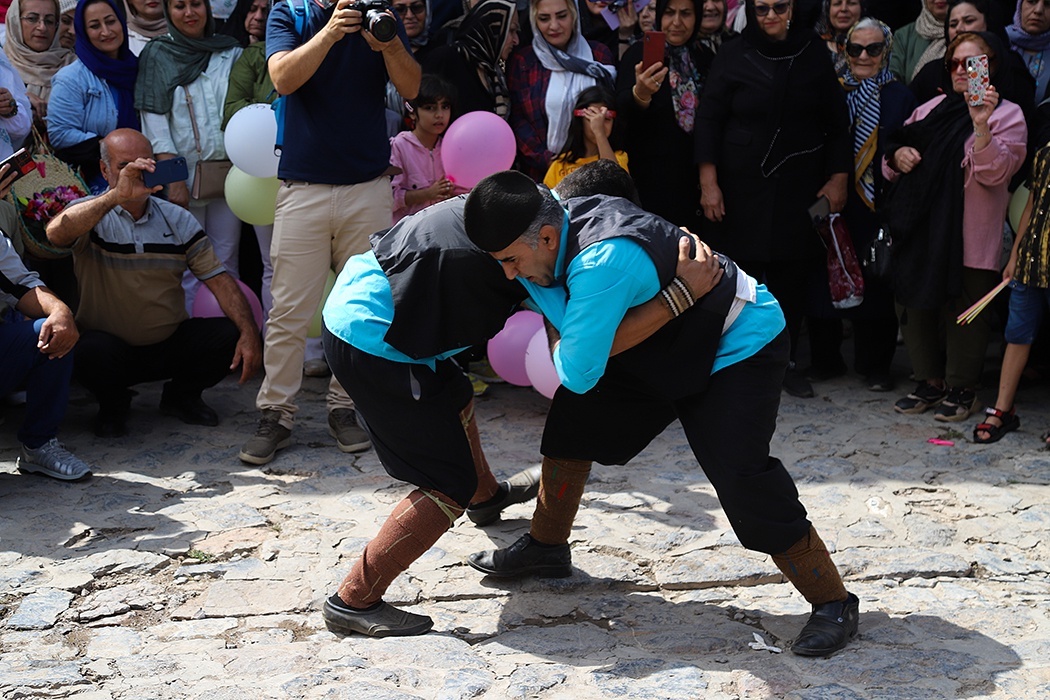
[20,184,86,223]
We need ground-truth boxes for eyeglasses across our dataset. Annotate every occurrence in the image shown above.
[20,13,57,27]
[845,41,885,58]
[753,2,790,17]
[393,2,425,16]
[950,54,994,72]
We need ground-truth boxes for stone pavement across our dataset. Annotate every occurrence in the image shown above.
[2,363,1050,699]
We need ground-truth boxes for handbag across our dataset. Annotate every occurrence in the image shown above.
[815,213,865,309]
[864,227,893,280]
[184,86,232,200]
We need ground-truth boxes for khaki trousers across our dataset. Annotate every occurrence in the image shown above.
[257,177,392,426]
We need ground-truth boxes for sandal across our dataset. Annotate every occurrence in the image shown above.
[973,407,1020,444]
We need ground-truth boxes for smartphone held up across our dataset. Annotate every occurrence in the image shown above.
[966,54,989,108]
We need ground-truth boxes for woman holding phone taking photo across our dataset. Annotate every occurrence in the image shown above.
[883,31,1026,423]
[615,0,704,232]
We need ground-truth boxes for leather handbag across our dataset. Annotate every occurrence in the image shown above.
[184,86,232,200]
[864,227,893,280]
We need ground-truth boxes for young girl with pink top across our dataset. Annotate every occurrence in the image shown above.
[389,75,466,224]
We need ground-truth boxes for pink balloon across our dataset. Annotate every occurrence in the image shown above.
[486,310,544,386]
[442,111,516,189]
[525,328,560,399]
[192,280,265,330]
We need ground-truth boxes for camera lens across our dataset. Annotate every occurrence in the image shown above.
[367,10,397,42]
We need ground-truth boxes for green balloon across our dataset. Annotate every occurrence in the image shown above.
[308,269,338,338]
[225,166,280,226]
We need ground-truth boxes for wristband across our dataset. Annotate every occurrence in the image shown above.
[659,275,697,317]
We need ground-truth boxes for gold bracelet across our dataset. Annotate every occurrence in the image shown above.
[632,85,651,105]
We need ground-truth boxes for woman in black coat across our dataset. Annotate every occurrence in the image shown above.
[695,0,852,397]
[615,0,708,234]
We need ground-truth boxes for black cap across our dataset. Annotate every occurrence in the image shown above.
[464,171,543,252]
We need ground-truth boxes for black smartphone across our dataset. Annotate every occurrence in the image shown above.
[0,147,39,185]
[807,195,830,226]
[142,156,189,188]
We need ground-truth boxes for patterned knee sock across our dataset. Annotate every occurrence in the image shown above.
[529,456,592,546]
[462,400,499,505]
[771,526,848,606]
[337,489,464,608]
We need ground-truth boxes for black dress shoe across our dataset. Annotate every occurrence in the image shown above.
[160,387,219,426]
[468,533,572,578]
[783,367,815,398]
[466,464,542,526]
[791,592,860,657]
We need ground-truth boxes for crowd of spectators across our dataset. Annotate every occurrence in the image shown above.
[3,0,1050,480]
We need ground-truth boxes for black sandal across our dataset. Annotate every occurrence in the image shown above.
[973,407,1020,444]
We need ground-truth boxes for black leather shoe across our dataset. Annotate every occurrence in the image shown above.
[791,592,859,657]
[466,464,542,526]
[160,386,219,427]
[468,533,572,578]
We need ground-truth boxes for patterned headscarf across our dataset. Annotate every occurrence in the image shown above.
[656,0,702,133]
[3,0,76,99]
[454,0,515,119]
[841,18,893,210]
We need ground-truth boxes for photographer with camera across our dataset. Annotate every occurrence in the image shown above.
[240,0,420,466]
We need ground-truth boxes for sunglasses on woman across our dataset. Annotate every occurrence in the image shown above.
[845,41,885,58]
[754,2,790,17]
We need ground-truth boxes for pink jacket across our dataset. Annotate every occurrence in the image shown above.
[389,131,447,224]
[882,96,1027,271]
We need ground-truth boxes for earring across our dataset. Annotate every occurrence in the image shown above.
[787,19,792,29]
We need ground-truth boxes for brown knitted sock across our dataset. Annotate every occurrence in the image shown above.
[337,489,464,608]
[529,456,592,545]
[771,526,849,606]
[462,401,499,505]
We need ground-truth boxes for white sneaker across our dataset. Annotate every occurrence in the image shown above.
[17,439,93,481]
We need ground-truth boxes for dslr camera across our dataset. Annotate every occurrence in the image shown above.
[350,0,397,42]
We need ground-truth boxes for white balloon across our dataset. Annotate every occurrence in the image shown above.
[224,103,280,178]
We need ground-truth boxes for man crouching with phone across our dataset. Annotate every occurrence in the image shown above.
[45,128,261,439]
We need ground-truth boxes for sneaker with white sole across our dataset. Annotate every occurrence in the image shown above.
[240,409,292,465]
[17,439,92,481]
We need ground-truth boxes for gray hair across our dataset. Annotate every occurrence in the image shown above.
[519,187,565,248]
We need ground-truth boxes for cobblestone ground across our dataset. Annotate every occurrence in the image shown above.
[2,356,1049,699]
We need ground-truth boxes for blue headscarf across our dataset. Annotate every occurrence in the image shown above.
[75,0,140,130]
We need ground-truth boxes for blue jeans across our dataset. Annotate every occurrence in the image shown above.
[1004,280,1050,345]
[0,318,73,447]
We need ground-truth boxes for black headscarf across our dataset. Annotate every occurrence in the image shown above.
[883,31,1005,309]
[742,0,819,58]
[453,0,514,119]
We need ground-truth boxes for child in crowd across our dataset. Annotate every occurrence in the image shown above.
[542,86,628,189]
[974,143,1050,445]
[389,75,464,224]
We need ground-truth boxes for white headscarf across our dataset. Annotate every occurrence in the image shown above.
[530,0,616,154]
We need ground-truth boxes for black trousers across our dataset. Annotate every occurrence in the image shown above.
[74,318,240,414]
[323,327,477,507]
[541,330,811,555]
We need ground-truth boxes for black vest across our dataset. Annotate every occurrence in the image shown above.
[370,197,527,360]
[563,195,739,399]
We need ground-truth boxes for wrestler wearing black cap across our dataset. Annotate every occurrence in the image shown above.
[464,170,861,658]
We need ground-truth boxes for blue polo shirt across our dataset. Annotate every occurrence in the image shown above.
[266,0,411,184]
[517,220,786,394]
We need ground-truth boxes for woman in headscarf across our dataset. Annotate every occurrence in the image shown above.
[135,0,243,302]
[47,0,140,193]
[421,0,520,120]
[3,0,75,127]
[815,0,864,77]
[695,0,852,398]
[883,31,1026,422]
[615,0,705,230]
[508,0,616,181]
[890,0,949,82]
[807,18,916,391]
[1007,0,1050,101]
[220,0,268,46]
[123,0,168,55]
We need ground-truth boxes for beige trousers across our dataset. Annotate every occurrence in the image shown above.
[256,177,392,427]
